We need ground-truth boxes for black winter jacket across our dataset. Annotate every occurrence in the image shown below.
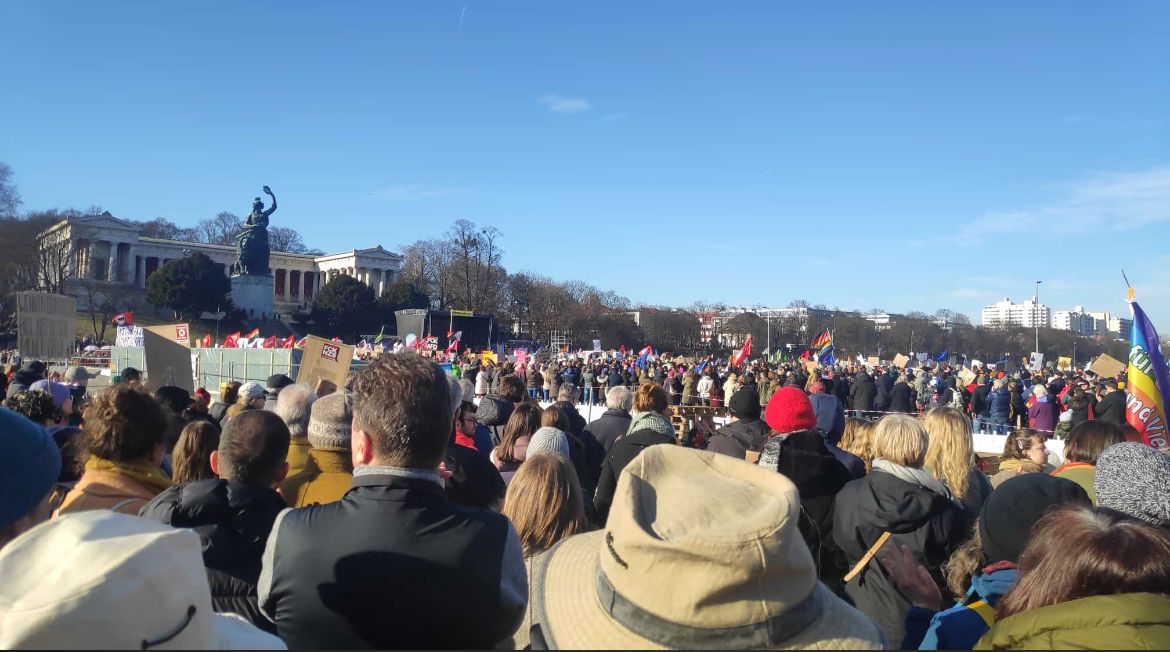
[888,383,914,413]
[1095,390,1127,425]
[476,394,514,446]
[139,479,286,632]
[258,471,526,649]
[706,417,770,460]
[850,372,876,411]
[833,470,966,647]
[583,408,633,454]
[593,428,675,525]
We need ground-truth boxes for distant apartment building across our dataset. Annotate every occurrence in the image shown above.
[1042,305,1131,339]
[981,298,1050,329]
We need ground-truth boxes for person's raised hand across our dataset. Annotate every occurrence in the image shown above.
[880,543,943,611]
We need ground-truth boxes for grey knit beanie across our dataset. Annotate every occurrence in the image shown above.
[527,427,570,460]
[1095,442,1170,527]
[308,392,353,452]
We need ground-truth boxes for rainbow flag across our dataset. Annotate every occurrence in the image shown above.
[244,327,260,339]
[811,330,834,365]
[1127,298,1170,450]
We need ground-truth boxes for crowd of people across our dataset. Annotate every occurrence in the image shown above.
[0,348,1167,650]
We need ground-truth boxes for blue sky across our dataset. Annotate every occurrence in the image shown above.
[3,2,1169,327]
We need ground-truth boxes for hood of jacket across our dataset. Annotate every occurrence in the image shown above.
[475,394,514,427]
[850,469,957,534]
[978,592,1170,650]
[712,417,769,450]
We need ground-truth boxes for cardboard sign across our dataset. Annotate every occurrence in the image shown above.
[143,323,194,392]
[1057,356,1072,371]
[866,356,880,366]
[16,291,77,361]
[892,353,910,369]
[480,350,498,366]
[296,335,354,393]
[802,359,819,373]
[958,367,977,385]
[1087,353,1125,379]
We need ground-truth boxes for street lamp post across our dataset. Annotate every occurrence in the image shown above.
[1034,280,1043,358]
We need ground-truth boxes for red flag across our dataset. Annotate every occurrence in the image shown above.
[799,350,811,360]
[223,332,240,348]
[281,335,296,349]
[263,335,278,349]
[111,311,134,326]
[620,345,627,354]
[732,335,752,366]
[202,334,212,348]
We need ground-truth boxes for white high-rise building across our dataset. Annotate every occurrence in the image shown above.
[1052,306,1097,336]
[1087,311,1133,339]
[981,298,1050,329]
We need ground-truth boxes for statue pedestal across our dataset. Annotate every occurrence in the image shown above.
[231,275,274,319]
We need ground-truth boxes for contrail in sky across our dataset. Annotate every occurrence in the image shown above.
[459,5,467,30]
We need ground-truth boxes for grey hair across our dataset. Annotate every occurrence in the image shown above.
[557,383,579,402]
[447,374,464,419]
[274,383,317,439]
[606,385,633,411]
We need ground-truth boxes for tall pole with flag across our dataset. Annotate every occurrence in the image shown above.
[1124,276,1170,450]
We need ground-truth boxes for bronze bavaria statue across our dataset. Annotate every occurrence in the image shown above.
[235,185,276,276]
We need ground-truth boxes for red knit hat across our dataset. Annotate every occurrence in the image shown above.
[764,386,817,434]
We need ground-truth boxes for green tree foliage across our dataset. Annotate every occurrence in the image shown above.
[312,275,378,339]
[145,253,231,320]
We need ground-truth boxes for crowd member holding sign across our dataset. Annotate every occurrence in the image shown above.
[834,413,967,646]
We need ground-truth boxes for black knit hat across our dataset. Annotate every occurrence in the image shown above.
[979,473,1090,564]
[728,388,761,419]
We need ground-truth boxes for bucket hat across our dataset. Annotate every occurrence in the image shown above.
[529,445,884,649]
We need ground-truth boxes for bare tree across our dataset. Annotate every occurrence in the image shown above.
[79,279,130,342]
[194,212,242,246]
[0,162,21,218]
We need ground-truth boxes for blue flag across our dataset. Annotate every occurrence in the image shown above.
[936,351,948,362]
[694,361,708,374]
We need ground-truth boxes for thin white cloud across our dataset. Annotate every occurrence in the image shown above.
[955,166,1170,244]
[598,112,627,123]
[371,185,477,201]
[539,94,593,114]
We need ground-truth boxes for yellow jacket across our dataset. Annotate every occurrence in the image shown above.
[280,448,354,507]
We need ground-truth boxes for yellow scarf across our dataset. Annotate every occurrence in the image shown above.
[86,457,173,493]
[997,458,1042,474]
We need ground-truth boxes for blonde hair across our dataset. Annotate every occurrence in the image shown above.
[923,407,976,500]
[501,453,587,557]
[840,418,875,472]
[872,414,929,468]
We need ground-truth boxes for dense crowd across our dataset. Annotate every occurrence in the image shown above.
[0,349,1167,650]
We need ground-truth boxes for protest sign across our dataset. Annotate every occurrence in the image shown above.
[480,350,498,366]
[593,339,602,352]
[1028,352,1045,373]
[802,359,819,373]
[143,324,194,392]
[866,356,880,366]
[1057,356,1072,371]
[296,335,354,393]
[422,336,439,351]
[1087,353,1125,379]
[958,367,977,385]
[116,325,145,348]
[892,353,910,369]
[515,348,528,367]
[16,291,77,361]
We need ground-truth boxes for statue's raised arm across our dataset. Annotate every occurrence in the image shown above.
[262,185,277,218]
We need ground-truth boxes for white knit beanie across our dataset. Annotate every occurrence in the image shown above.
[308,392,353,451]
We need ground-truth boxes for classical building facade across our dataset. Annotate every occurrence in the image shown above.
[38,212,403,314]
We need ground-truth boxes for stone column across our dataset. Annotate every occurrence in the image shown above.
[379,269,387,295]
[87,241,98,279]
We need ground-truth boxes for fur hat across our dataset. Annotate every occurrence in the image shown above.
[763,387,816,435]
[308,392,353,452]
[528,446,883,649]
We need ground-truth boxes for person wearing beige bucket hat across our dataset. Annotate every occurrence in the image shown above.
[0,510,284,649]
[527,445,885,649]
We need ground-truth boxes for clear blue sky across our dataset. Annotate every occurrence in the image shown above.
[3,2,1169,328]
